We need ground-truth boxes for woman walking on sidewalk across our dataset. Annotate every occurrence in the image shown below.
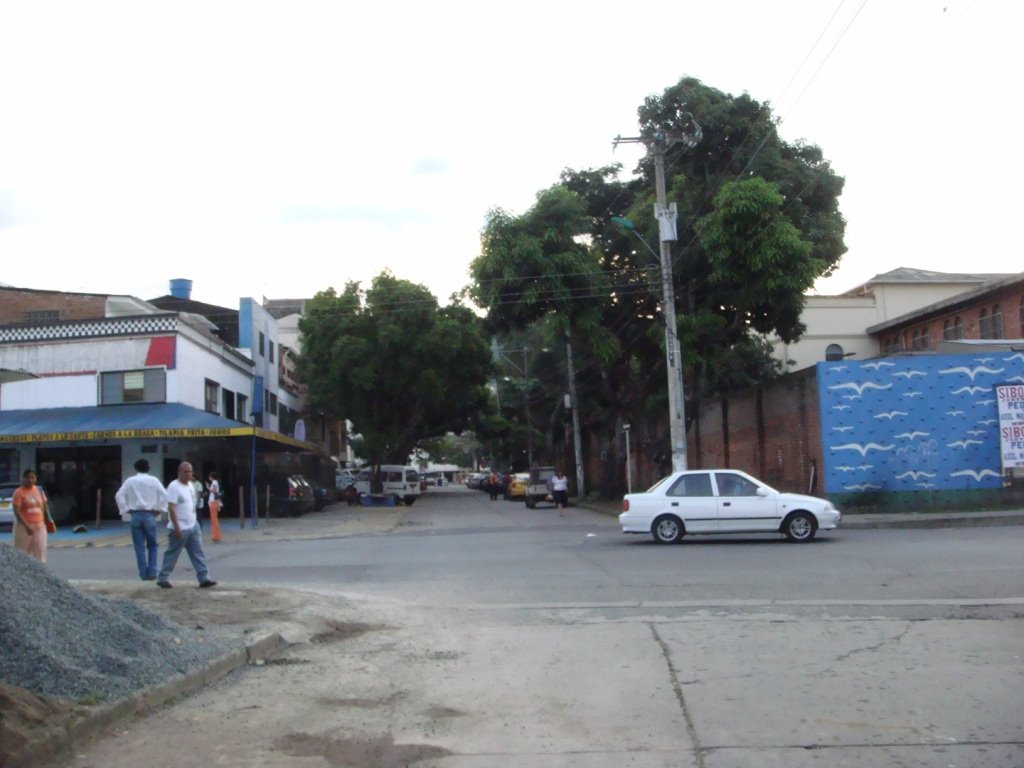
[206,471,222,543]
[12,469,54,562]
[551,468,569,517]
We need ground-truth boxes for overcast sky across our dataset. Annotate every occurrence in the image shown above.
[1,0,1018,309]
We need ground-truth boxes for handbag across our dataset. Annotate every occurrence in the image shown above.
[45,519,57,534]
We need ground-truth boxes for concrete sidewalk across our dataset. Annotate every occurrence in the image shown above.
[1,502,409,550]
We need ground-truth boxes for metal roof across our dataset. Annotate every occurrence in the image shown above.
[0,403,318,451]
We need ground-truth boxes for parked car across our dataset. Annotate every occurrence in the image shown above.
[619,469,842,544]
[267,475,315,517]
[308,479,332,511]
[336,469,359,492]
[524,466,556,508]
[465,472,486,490]
[0,482,17,531]
[0,481,74,530]
[505,472,529,500]
[354,465,421,505]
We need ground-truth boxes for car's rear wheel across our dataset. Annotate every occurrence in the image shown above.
[783,511,817,542]
[525,497,536,509]
[651,515,684,544]
[404,496,417,506]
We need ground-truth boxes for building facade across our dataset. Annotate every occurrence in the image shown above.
[0,284,327,523]
[690,271,1024,510]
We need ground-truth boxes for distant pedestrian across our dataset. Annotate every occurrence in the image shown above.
[115,459,168,581]
[551,468,569,516]
[206,471,222,543]
[12,469,53,562]
[487,470,500,501]
[157,462,217,589]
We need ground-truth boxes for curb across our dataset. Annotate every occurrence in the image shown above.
[8,632,287,768]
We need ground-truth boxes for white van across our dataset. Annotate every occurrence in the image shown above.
[354,465,421,505]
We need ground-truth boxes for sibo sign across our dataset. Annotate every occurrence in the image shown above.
[996,384,1024,469]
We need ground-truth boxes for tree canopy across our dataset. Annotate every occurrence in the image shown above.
[298,272,494,469]
[469,76,847,494]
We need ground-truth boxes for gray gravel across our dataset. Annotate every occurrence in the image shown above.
[0,545,233,703]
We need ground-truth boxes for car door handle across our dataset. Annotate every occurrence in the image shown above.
[722,501,731,506]
[671,502,679,507]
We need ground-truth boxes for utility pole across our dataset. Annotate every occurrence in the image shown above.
[565,331,585,498]
[614,121,701,472]
[523,346,533,467]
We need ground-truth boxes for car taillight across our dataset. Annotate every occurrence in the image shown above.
[288,487,297,498]
[622,499,630,512]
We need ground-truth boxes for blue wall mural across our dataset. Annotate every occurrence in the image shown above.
[816,352,1024,494]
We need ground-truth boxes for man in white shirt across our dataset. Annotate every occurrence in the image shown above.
[115,459,168,581]
[156,462,217,589]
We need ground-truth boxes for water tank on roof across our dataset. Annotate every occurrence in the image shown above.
[169,279,193,300]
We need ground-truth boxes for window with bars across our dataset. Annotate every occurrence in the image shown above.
[222,389,235,420]
[100,369,166,405]
[980,305,1004,339]
[909,327,930,350]
[24,309,59,324]
[204,379,220,413]
[943,316,964,340]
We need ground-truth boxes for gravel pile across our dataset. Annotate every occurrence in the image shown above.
[0,545,233,703]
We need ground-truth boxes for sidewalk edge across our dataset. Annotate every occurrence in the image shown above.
[8,632,287,768]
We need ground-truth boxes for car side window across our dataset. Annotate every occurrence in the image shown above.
[666,473,713,497]
[714,473,758,496]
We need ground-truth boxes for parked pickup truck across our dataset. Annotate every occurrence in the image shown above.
[524,466,556,509]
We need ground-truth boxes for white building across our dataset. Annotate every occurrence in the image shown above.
[0,283,325,523]
[769,267,1012,371]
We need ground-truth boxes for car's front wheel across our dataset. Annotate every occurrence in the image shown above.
[651,514,684,544]
[783,511,817,542]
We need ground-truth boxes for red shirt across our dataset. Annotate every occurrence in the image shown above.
[13,485,47,526]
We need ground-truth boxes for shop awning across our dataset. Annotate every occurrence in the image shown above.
[0,403,319,452]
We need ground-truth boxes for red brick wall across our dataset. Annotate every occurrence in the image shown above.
[691,367,823,494]
[0,289,107,324]
[881,284,1024,351]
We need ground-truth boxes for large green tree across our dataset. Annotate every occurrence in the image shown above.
[298,272,493,474]
[470,76,846,495]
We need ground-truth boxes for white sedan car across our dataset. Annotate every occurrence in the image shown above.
[619,469,841,544]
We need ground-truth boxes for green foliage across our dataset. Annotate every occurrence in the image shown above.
[298,272,493,468]
[467,75,846,495]
[470,185,619,362]
[698,177,822,343]
[416,433,483,468]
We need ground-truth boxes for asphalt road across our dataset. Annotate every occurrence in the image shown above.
[46,487,1024,767]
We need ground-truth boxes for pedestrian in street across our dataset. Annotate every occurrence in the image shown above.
[206,471,222,543]
[114,459,168,581]
[551,468,569,517]
[157,462,217,589]
[487,470,500,501]
[12,469,54,563]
